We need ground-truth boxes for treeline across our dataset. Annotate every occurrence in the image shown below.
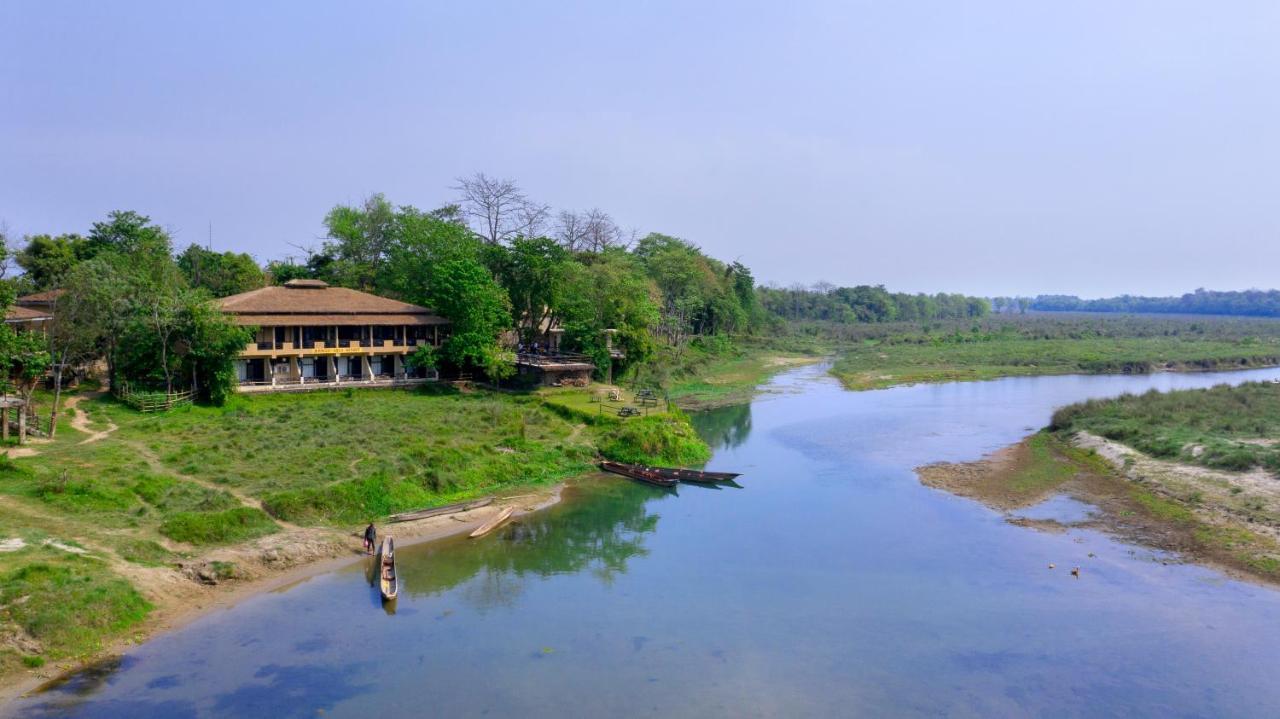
[1,211,254,424]
[758,284,990,323]
[7,173,1009,405]
[1029,289,1280,318]
[6,174,766,397]
[260,186,765,377]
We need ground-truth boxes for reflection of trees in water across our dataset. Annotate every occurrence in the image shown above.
[397,480,664,610]
[690,403,753,451]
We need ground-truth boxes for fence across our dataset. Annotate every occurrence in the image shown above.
[115,383,195,413]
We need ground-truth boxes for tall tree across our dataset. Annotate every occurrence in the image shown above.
[322,193,398,291]
[453,173,549,244]
[177,244,265,297]
[426,258,513,377]
[16,234,90,291]
[86,210,171,257]
[489,236,572,343]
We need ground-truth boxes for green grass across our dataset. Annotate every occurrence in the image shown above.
[1003,432,1280,582]
[1007,433,1080,495]
[0,555,151,673]
[537,385,670,423]
[594,413,712,466]
[1051,382,1280,472]
[113,538,180,566]
[832,333,1280,391]
[158,507,279,546]
[630,334,829,409]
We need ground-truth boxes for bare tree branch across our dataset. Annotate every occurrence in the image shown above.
[453,172,547,244]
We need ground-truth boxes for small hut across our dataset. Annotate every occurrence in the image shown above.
[0,397,29,444]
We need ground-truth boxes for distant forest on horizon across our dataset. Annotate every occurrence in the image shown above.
[999,289,1280,319]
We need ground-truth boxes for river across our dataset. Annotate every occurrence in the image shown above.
[9,365,1280,718]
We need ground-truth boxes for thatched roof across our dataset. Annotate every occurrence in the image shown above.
[16,289,64,306]
[5,305,52,323]
[217,280,447,327]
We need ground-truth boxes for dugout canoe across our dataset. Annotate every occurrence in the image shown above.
[599,461,739,485]
[389,497,494,523]
[598,461,679,487]
[469,506,515,538]
[378,537,399,602]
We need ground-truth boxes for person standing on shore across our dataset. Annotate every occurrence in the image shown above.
[363,522,377,554]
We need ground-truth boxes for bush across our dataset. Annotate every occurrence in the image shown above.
[159,507,278,545]
[595,412,711,466]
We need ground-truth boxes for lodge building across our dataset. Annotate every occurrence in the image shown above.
[218,279,449,392]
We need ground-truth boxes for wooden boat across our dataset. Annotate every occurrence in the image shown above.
[598,461,679,487]
[599,461,739,485]
[389,497,493,523]
[378,537,398,601]
[469,506,515,538]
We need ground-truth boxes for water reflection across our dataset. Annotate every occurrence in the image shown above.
[396,479,664,608]
[13,364,1280,718]
[689,402,753,451]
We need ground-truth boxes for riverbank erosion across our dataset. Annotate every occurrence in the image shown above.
[0,382,709,693]
[917,432,1280,585]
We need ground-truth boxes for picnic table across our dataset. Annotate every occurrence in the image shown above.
[618,406,642,417]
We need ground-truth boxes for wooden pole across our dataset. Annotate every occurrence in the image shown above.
[17,407,26,445]
[2,407,8,441]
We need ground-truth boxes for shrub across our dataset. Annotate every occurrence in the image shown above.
[595,412,711,466]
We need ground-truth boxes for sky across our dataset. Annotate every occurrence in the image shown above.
[2,1,1278,297]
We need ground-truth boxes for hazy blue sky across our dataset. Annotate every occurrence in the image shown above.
[3,1,1278,297]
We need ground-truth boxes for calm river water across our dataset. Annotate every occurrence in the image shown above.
[10,365,1280,718]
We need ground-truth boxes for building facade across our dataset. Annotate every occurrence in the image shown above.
[218,279,449,392]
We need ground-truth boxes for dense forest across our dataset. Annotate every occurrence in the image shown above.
[758,284,989,323]
[1027,289,1280,318]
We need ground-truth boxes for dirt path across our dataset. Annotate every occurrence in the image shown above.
[65,393,117,444]
[124,440,303,532]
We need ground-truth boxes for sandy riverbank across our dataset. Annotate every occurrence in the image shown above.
[916,432,1280,587]
[0,482,568,706]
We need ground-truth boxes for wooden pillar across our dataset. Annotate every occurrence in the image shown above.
[2,407,8,441]
[17,407,26,445]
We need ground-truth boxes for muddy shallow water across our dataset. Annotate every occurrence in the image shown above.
[10,365,1280,718]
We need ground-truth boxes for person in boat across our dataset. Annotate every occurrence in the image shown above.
[363,523,377,554]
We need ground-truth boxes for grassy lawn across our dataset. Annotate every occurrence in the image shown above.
[1051,381,1280,472]
[0,549,151,675]
[832,335,1280,391]
[537,385,669,421]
